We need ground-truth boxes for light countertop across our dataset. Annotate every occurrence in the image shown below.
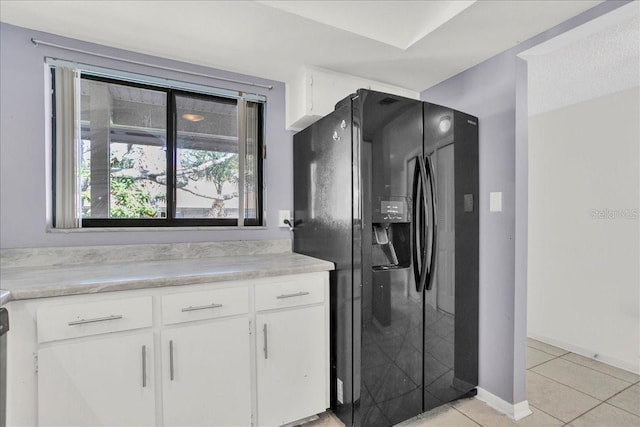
[0,252,334,303]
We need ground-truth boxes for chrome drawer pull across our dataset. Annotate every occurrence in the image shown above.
[169,340,175,381]
[142,345,147,388]
[276,291,310,299]
[181,303,223,312]
[68,314,123,326]
[263,324,268,359]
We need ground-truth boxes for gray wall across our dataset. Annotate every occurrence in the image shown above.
[0,23,293,249]
[422,47,521,405]
[420,0,630,405]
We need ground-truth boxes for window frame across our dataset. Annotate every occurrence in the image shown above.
[54,70,265,228]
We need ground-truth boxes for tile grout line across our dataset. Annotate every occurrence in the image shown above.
[526,348,564,369]
[558,355,640,385]
[527,347,601,424]
[529,348,570,358]
[527,403,568,425]
[603,402,640,420]
[449,403,483,426]
[603,383,640,419]
[527,370,608,402]
[527,340,570,357]
[528,362,633,402]
[528,343,640,384]
[563,401,612,426]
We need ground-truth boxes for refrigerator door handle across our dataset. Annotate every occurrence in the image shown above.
[412,157,429,293]
[412,160,420,288]
[425,156,438,291]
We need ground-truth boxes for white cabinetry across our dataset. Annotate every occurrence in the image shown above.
[38,332,156,427]
[162,319,251,426]
[37,298,155,427]
[255,277,329,427]
[15,272,329,427]
[161,288,251,427]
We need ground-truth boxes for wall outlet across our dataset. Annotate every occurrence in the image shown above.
[278,210,291,228]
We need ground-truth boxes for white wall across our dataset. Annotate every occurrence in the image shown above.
[528,87,639,373]
[526,4,640,373]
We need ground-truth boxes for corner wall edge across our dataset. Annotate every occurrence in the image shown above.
[475,387,533,421]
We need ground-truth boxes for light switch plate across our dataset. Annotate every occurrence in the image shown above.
[490,192,502,212]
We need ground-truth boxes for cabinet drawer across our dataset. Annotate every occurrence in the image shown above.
[255,277,325,311]
[37,296,152,343]
[162,286,248,325]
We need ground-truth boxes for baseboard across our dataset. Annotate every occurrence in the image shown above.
[476,388,532,421]
[528,332,640,375]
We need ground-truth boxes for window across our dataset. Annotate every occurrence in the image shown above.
[52,66,264,228]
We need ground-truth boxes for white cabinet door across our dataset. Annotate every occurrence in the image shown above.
[38,332,155,427]
[257,305,327,427]
[162,317,251,427]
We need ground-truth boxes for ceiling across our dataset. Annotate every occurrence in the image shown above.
[522,2,640,116]
[0,0,605,91]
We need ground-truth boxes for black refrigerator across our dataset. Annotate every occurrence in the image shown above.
[293,89,479,427]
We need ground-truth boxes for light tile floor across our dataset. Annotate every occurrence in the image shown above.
[303,338,640,427]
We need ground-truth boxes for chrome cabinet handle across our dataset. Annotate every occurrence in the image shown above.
[169,340,175,381]
[263,324,268,359]
[181,303,223,312]
[276,291,310,299]
[142,345,147,388]
[68,314,123,326]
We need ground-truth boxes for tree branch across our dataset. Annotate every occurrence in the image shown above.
[177,186,237,201]
[110,170,237,201]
